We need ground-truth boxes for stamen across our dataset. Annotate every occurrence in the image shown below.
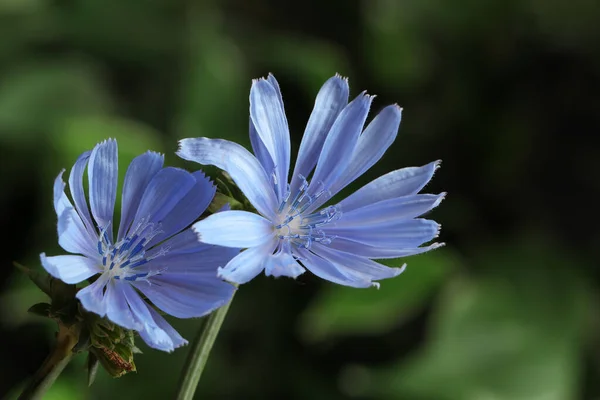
[97,218,169,282]
[274,175,340,250]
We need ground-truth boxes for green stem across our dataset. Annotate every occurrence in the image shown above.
[18,324,78,400]
[175,294,235,400]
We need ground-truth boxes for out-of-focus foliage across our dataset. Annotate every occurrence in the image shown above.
[1,0,598,399]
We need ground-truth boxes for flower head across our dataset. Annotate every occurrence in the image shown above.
[42,139,236,351]
[178,74,444,288]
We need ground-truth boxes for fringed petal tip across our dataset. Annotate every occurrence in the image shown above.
[93,137,118,150]
[391,103,404,113]
[175,138,198,162]
[253,74,276,86]
[433,192,447,209]
[434,223,442,239]
[163,338,189,353]
[370,263,407,289]
[358,90,376,102]
[191,223,204,242]
[144,150,164,159]
[334,72,349,82]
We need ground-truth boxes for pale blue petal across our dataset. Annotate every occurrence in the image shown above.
[307,93,372,210]
[192,210,274,248]
[120,283,185,352]
[40,253,100,284]
[294,248,373,288]
[53,170,97,256]
[339,161,440,213]
[88,139,118,231]
[291,74,349,193]
[117,151,164,241]
[325,218,440,249]
[327,238,444,259]
[330,105,402,195]
[266,73,284,108]
[131,167,196,230]
[311,244,404,281]
[132,275,234,318]
[68,150,97,237]
[217,239,278,284]
[104,280,141,330]
[53,169,69,216]
[249,118,274,176]
[140,306,187,352]
[250,78,290,200]
[76,274,110,317]
[57,207,99,258]
[177,138,278,219]
[146,171,215,247]
[264,251,305,278]
[334,193,445,228]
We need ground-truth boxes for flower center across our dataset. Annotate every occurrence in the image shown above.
[274,175,341,249]
[97,219,167,282]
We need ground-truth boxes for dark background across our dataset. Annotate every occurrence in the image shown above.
[1,0,598,399]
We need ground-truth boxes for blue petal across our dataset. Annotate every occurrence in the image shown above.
[177,138,278,219]
[57,207,99,258]
[142,245,239,275]
[53,169,69,216]
[218,239,278,284]
[76,274,110,317]
[68,151,97,238]
[131,167,196,230]
[40,253,100,284]
[140,306,187,352]
[146,170,215,247]
[325,218,440,249]
[132,274,234,318]
[339,161,440,213]
[88,139,118,231]
[311,243,403,281]
[117,151,164,241]
[291,74,349,193]
[328,238,444,259]
[104,280,141,330]
[147,228,216,256]
[294,248,373,288]
[334,193,445,228]
[53,170,98,256]
[250,118,274,176]
[266,73,285,108]
[192,210,274,248]
[330,105,401,195]
[307,92,372,210]
[250,77,291,201]
[264,251,305,278]
[120,283,186,352]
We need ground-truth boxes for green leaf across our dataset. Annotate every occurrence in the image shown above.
[299,250,457,342]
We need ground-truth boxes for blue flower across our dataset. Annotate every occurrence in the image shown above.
[41,139,237,351]
[178,74,444,288]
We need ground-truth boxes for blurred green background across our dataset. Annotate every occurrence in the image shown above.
[1,0,598,399]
